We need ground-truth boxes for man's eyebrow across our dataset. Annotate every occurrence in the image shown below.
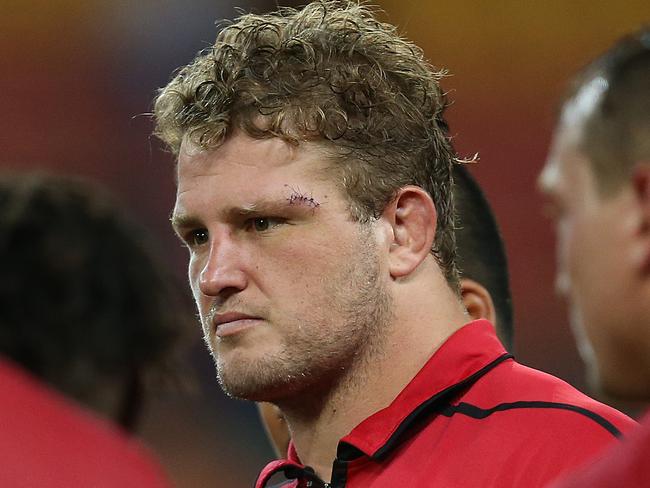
[170,196,310,229]
[230,198,300,218]
[170,213,201,232]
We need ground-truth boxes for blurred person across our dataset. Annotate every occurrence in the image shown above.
[259,163,515,458]
[539,29,650,487]
[156,2,634,486]
[0,172,186,486]
[0,172,184,428]
[453,164,514,349]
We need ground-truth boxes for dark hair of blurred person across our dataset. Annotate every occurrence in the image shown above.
[453,164,514,351]
[0,171,189,487]
[0,172,186,430]
[539,29,650,487]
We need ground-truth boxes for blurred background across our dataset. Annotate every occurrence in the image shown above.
[2,0,649,486]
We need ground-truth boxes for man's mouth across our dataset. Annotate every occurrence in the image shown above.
[212,311,264,337]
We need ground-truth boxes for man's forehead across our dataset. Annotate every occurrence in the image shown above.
[540,127,600,205]
[539,127,571,195]
[561,75,608,130]
[185,138,316,185]
[540,93,599,196]
[178,133,303,167]
[545,74,609,175]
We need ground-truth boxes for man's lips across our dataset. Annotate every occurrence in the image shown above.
[212,312,263,337]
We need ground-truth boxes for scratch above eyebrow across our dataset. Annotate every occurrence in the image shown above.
[284,184,321,209]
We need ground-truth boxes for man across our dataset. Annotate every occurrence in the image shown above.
[156,2,634,486]
[539,29,650,487]
[0,172,183,486]
[259,164,515,458]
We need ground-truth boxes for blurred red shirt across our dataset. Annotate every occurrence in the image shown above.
[0,358,171,488]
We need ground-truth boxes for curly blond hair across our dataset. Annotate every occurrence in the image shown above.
[154,0,459,287]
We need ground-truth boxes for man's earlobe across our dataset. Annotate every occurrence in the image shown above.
[384,186,437,278]
[460,278,497,324]
[632,162,650,274]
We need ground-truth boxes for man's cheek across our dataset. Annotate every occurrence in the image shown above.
[554,220,572,296]
[188,259,202,302]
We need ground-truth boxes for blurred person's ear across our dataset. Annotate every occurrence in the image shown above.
[460,278,497,325]
[631,162,650,275]
[257,402,290,458]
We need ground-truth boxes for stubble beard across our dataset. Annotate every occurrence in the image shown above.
[208,228,393,406]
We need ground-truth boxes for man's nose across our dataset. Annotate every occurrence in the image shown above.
[555,267,571,298]
[198,234,248,298]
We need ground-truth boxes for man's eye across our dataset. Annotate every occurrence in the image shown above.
[250,217,283,232]
[187,229,209,246]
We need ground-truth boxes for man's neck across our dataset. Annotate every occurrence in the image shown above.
[279,297,469,482]
[279,369,370,481]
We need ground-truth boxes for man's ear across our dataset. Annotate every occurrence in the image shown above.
[460,278,497,324]
[382,186,437,278]
[631,162,650,275]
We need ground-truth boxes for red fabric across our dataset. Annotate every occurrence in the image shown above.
[548,409,650,487]
[256,320,637,488]
[0,358,171,488]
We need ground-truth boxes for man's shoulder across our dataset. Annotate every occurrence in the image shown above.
[461,357,636,436]
[0,359,170,488]
[417,358,638,487]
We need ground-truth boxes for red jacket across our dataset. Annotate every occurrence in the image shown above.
[0,358,171,488]
[256,320,636,488]
[548,409,650,487]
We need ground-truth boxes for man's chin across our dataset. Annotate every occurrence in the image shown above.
[216,375,296,402]
[215,358,303,402]
[595,365,650,402]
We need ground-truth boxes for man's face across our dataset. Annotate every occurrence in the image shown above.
[172,132,391,402]
[539,111,639,395]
